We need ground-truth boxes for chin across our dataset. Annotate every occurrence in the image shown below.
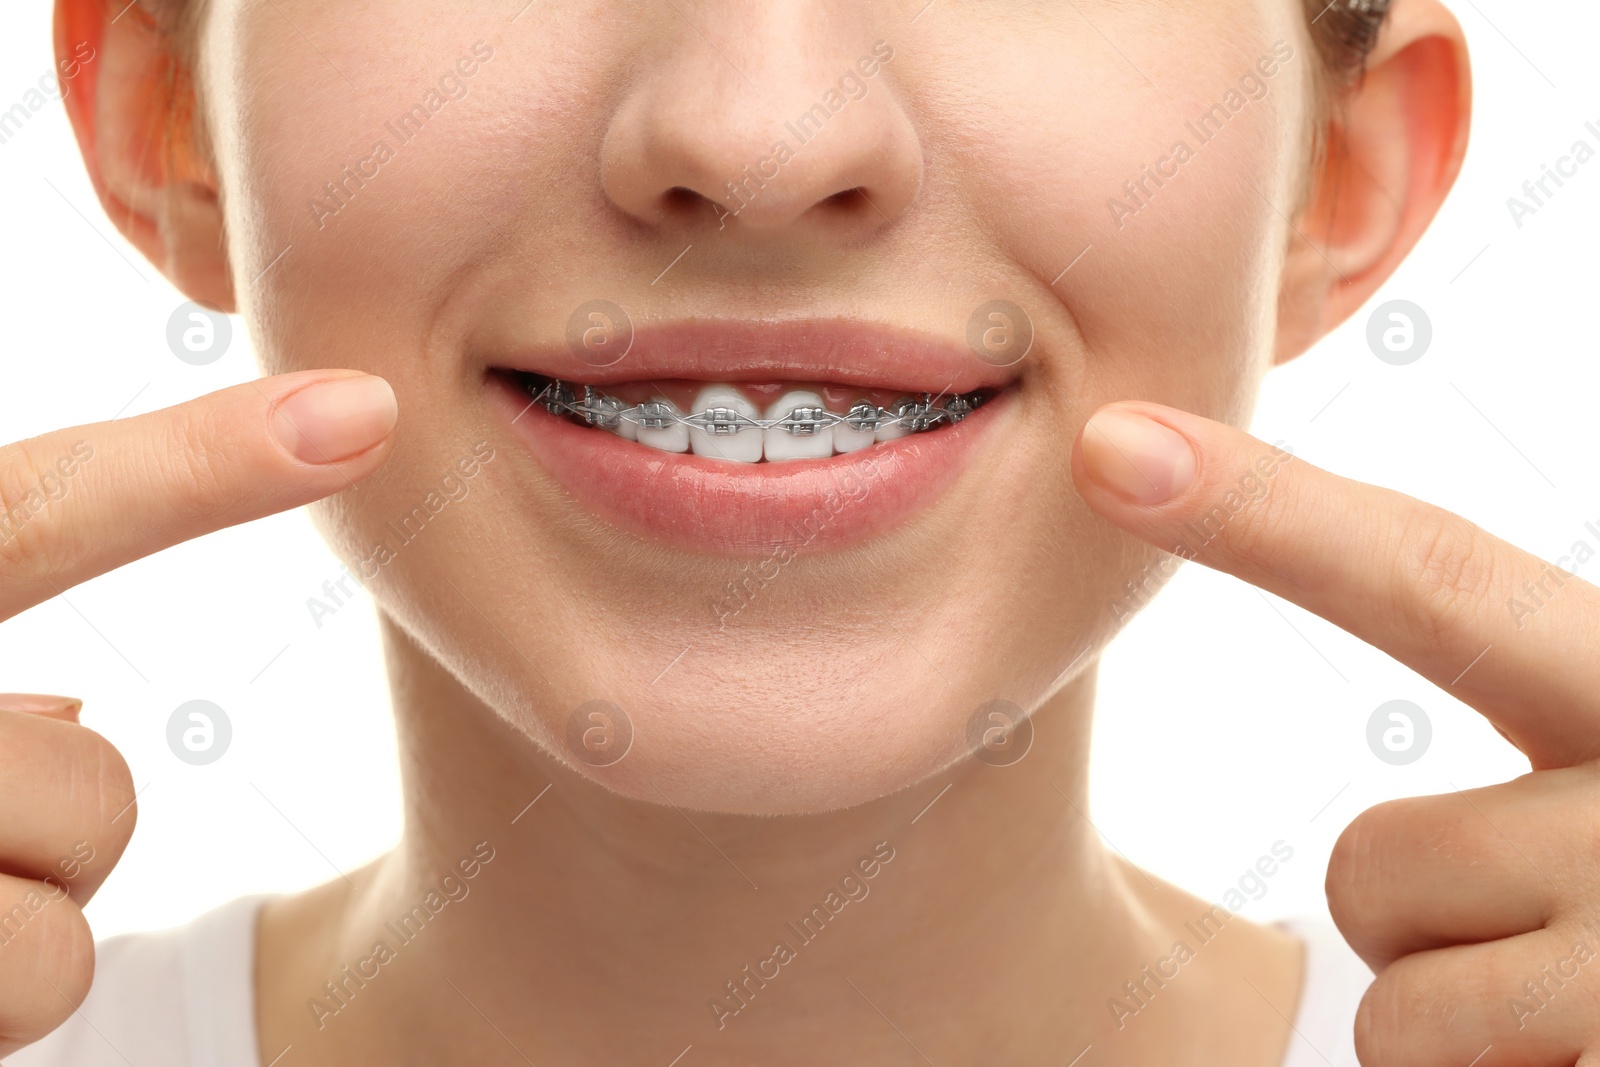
[525,638,999,816]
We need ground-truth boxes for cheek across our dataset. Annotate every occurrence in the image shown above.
[213,1,584,371]
[923,10,1310,425]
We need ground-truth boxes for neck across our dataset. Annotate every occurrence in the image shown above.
[257,614,1303,1066]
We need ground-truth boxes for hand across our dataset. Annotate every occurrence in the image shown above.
[0,370,397,1056]
[1072,400,1600,1067]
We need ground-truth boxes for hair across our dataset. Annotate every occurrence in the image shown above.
[1296,0,1392,221]
[1303,0,1392,83]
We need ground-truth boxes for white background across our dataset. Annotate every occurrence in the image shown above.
[0,2,1593,940]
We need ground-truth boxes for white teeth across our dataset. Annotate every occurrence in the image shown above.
[539,378,974,463]
[636,396,689,453]
[689,385,763,463]
[832,402,876,454]
[874,410,910,444]
[763,390,833,462]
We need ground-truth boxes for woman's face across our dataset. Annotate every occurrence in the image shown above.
[198,0,1314,813]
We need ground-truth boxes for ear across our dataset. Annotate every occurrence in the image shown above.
[54,0,235,311]
[1274,0,1471,365]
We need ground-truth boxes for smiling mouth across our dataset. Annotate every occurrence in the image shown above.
[484,316,1018,551]
[502,370,1000,464]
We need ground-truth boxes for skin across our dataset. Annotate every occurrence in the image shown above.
[15,1,1592,1065]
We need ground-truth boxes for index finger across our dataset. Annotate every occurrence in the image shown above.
[1071,400,1600,770]
[0,370,398,621]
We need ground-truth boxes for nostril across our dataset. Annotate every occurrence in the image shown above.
[645,181,882,230]
[819,187,868,213]
[662,185,711,216]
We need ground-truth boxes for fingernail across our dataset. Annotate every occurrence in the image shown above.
[270,375,398,465]
[0,694,83,719]
[1081,409,1197,505]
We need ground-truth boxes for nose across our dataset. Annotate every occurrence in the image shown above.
[599,7,922,241]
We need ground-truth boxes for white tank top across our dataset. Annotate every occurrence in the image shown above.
[5,898,1371,1066]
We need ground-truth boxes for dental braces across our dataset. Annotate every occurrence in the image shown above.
[524,377,988,437]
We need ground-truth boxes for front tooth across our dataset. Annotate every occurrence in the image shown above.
[689,385,762,463]
[764,390,833,462]
[635,396,689,453]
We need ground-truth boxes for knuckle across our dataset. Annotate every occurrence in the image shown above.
[1353,967,1410,1065]
[0,890,92,1045]
[1389,507,1497,647]
[0,720,137,868]
[1355,952,1497,1066]
[25,892,93,991]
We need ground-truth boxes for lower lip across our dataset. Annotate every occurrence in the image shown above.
[488,373,1011,555]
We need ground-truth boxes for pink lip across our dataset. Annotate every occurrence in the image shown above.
[488,373,1013,556]
[482,317,1020,394]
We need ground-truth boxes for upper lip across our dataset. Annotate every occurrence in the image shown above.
[485,317,1023,394]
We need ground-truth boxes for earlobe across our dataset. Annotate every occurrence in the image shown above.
[54,0,235,311]
[1273,0,1471,366]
